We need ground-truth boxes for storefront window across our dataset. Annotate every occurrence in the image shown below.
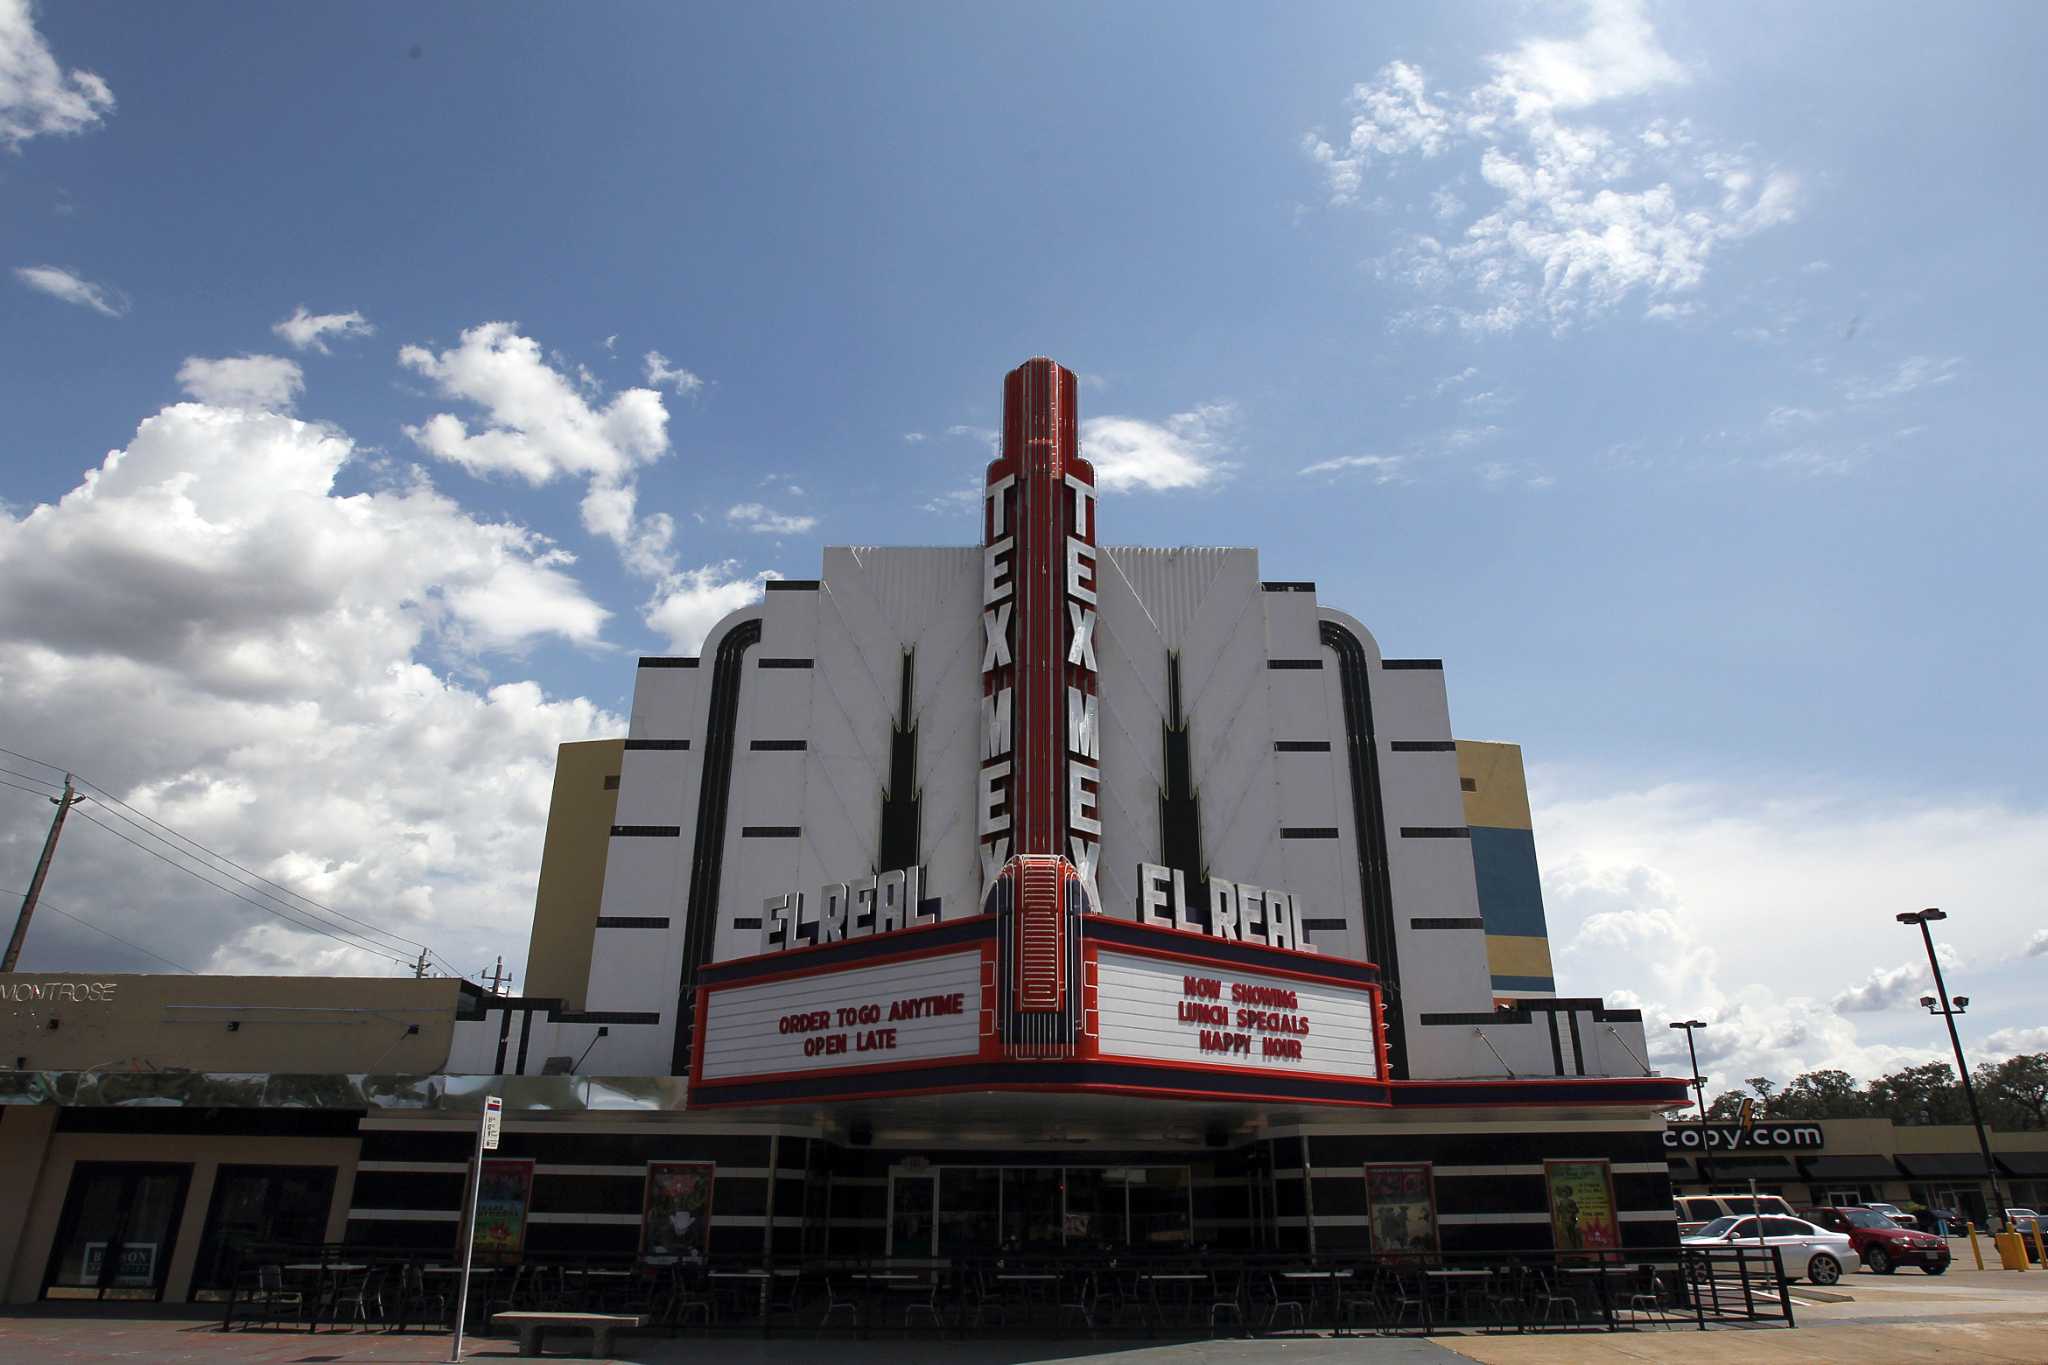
[1001,1168,1064,1249]
[44,1163,191,1302]
[937,1167,999,1256]
[191,1165,335,1293]
[1128,1167,1192,1248]
[1062,1168,1126,1249]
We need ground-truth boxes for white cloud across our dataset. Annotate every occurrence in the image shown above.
[175,355,304,412]
[1540,772,2048,1095]
[603,334,618,354]
[271,307,374,354]
[1830,954,1948,1015]
[947,424,1001,456]
[1844,355,1964,403]
[726,502,816,536]
[2024,929,2048,959]
[643,562,779,653]
[1300,453,1406,482]
[1984,1026,2048,1058]
[903,432,927,444]
[1306,0,1798,331]
[0,389,617,982]
[14,264,125,316]
[400,323,675,577]
[643,350,703,396]
[0,0,114,146]
[1080,403,1235,493]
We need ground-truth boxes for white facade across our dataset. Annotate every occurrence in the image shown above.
[460,543,1653,1089]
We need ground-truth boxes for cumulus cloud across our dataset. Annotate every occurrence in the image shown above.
[1305,0,1798,332]
[2024,928,2048,959]
[272,306,374,354]
[643,350,703,396]
[1984,1025,2048,1058]
[0,388,618,981]
[14,264,125,316]
[1080,403,1235,493]
[726,502,816,536]
[0,0,114,146]
[400,323,678,579]
[644,562,779,653]
[1540,773,2048,1096]
[176,354,304,411]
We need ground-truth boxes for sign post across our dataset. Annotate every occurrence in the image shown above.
[450,1095,500,1362]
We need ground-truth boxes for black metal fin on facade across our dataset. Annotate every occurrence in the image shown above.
[1158,652,1206,923]
[877,649,921,873]
[671,617,762,1074]
[1320,619,1406,1080]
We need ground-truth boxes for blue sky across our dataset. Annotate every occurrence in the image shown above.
[3,1,2043,1093]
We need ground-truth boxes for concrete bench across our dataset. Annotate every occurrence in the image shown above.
[490,1311,647,1358]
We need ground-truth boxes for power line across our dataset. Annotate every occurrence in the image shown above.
[0,888,199,975]
[67,808,416,971]
[0,778,59,800]
[0,765,61,789]
[0,744,461,977]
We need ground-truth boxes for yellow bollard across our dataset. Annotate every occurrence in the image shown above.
[2032,1221,2046,1267]
[1967,1223,1984,1270]
[1995,1230,2028,1271]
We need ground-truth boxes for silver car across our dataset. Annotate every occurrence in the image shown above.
[1682,1214,1861,1285]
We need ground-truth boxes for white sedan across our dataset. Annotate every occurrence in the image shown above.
[1682,1214,1861,1285]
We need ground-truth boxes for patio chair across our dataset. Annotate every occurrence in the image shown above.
[237,1264,304,1331]
[966,1268,1008,1328]
[1625,1263,1673,1328]
[1376,1267,1429,1336]
[659,1264,716,1330]
[903,1271,947,1331]
[386,1262,447,1333]
[481,1264,527,1330]
[1527,1269,1580,1328]
[1260,1270,1308,1333]
[1100,1266,1154,1330]
[1055,1269,1097,1333]
[329,1266,386,1332]
[1206,1265,1246,1334]
[1483,1263,1528,1333]
[815,1274,860,1334]
[1336,1266,1382,1335]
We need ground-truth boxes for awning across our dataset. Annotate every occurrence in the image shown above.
[1800,1155,1903,1181]
[1894,1153,1993,1179]
[1701,1156,1800,1181]
[1996,1151,2048,1178]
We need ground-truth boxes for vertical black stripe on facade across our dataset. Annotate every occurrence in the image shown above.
[1158,653,1205,919]
[1319,620,1406,1080]
[877,650,921,871]
[671,617,763,1074]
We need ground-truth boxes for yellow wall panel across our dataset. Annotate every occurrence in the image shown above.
[1457,739,1533,831]
[523,738,624,1009]
[1486,933,1555,980]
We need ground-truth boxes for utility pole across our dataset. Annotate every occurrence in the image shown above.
[412,948,431,978]
[1897,907,2009,1229]
[3,775,85,974]
[487,956,507,996]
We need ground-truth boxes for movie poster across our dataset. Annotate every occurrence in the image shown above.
[1365,1162,1439,1255]
[467,1158,534,1262]
[1544,1159,1620,1252]
[642,1162,715,1260]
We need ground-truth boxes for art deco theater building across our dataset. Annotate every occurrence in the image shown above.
[0,359,1686,1303]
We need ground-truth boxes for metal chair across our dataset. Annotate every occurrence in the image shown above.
[237,1263,305,1331]
[903,1271,946,1331]
[386,1262,447,1333]
[1206,1265,1246,1334]
[1055,1269,1097,1333]
[1625,1263,1673,1329]
[329,1266,386,1331]
[1527,1269,1580,1328]
[1376,1267,1429,1336]
[815,1274,860,1334]
[1261,1270,1308,1332]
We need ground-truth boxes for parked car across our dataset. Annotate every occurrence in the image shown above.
[1864,1200,1918,1228]
[1672,1193,1798,1237]
[1800,1205,1951,1275]
[1681,1214,1860,1285]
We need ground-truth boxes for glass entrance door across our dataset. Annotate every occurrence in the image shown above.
[43,1163,192,1301]
[191,1165,337,1296]
[888,1171,937,1257]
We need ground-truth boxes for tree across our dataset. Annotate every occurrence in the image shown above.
[1744,1077,1780,1113]
[1775,1069,1869,1120]
[1865,1061,1969,1126]
[1704,1091,1749,1120]
[1977,1053,2048,1132]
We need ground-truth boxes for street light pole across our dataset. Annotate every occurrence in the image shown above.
[1897,907,2008,1229]
[1668,1019,1710,1119]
